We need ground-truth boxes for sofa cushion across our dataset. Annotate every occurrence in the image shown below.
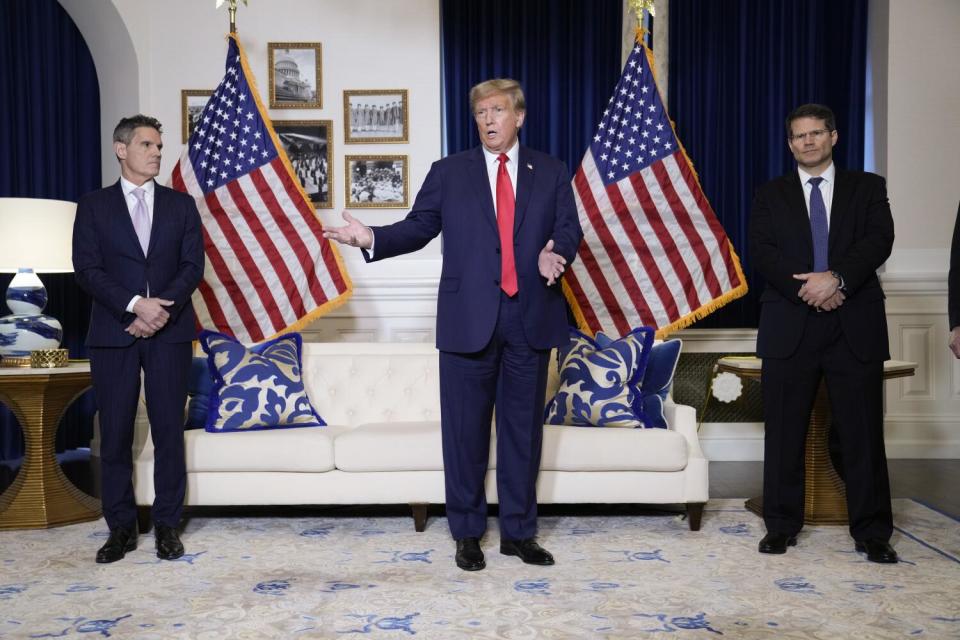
[185,357,212,430]
[541,424,687,471]
[184,426,345,472]
[334,422,448,472]
[199,330,325,432]
[544,327,654,428]
[633,338,682,429]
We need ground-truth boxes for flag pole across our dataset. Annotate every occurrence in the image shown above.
[216,0,248,35]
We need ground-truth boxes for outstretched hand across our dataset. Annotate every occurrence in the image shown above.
[323,211,373,249]
[538,239,567,286]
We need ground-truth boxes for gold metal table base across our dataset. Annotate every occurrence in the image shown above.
[0,367,101,529]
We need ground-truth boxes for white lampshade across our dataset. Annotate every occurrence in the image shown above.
[0,198,77,273]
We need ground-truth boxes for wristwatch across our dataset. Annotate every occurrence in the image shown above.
[830,270,847,293]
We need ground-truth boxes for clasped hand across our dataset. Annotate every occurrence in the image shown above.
[793,271,844,311]
[127,297,174,338]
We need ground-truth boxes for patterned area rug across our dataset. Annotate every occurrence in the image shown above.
[1,499,958,639]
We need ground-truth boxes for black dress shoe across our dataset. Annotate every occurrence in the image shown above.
[855,539,898,564]
[500,538,555,565]
[455,537,485,571]
[758,532,797,554]
[155,524,185,560]
[96,526,137,564]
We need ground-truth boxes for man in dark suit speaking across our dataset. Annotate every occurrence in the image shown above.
[73,115,204,563]
[749,104,897,563]
[324,79,583,571]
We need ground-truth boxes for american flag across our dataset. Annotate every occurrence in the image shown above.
[563,43,747,338]
[171,35,351,343]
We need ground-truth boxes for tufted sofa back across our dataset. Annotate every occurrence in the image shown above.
[300,342,563,428]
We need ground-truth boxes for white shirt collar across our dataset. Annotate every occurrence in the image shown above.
[798,162,835,186]
[120,176,155,198]
[482,141,519,167]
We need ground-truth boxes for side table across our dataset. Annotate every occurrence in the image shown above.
[0,363,101,529]
[716,357,916,525]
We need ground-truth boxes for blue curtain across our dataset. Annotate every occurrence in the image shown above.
[668,0,868,328]
[0,0,101,459]
[441,0,623,174]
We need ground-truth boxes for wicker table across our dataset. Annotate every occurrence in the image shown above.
[0,363,101,529]
[716,357,916,525]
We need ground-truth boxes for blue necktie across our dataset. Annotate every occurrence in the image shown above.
[808,177,828,272]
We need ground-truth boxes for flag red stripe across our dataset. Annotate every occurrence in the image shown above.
[249,167,328,306]
[563,269,601,333]
[674,154,743,287]
[651,160,723,300]
[601,181,661,323]
[203,190,277,337]
[199,222,261,341]
[628,171,701,312]
[225,179,307,320]
[271,158,348,295]
[573,167,632,337]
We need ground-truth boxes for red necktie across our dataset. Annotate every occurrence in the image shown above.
[496,153,518,296]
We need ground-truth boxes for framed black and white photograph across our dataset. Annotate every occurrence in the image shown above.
[268,42,322,109]
[181,89,213,143]
[274,120,333,209]
[345,155,408,208]
[343,89,409,144]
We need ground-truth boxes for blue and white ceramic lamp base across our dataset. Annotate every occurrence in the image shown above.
[0,269,64,359]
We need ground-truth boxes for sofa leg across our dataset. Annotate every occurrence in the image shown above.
[137,506,152,534]
[410,503,428,532]
[686,502,705,531]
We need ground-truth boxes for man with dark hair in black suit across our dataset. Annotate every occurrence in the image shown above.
[73,114,204,563]
[749,103,898,563]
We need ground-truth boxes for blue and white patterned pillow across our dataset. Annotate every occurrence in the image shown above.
[199,330,325,433]
[595,333,682,429]
[544,327,655,428]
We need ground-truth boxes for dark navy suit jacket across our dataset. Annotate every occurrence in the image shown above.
[72,180,204,346]
[750,169,894,362]
[366,145,583,353]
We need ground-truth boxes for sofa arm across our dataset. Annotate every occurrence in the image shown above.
[663,400,705,460]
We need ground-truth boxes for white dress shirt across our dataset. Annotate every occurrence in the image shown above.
[120,176,155,311]
[798,162,835,230]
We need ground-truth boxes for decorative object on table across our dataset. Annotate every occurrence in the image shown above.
[29,348,69,368]
[343,89,409,144]
[268,42,322,109]
[711,371,743,403]
[198,330,325,432]
[0,198,76,365]
[273,119,334,209]
[344,155,409,208]
[544,327,655,428]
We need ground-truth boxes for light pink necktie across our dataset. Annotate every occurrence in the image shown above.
[131,187,151,255]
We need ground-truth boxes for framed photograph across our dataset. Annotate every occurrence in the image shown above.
[345,155,408,208]
[274,120,333,209]
[268,42,322,109]
[181,90,213,143]
[343,89,409,143]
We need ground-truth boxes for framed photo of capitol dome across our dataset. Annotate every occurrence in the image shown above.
[268,42,322,109]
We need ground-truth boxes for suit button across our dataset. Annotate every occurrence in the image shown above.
[494,279,500,286]
[495,248,500,254]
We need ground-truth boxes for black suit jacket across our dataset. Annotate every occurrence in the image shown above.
[72,180,205,347]
[749,169,894,362]
[366,145,583,353]
[949,202,960,330]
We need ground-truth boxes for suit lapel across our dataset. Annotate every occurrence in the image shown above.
[147,181,162,258]
[468,146,498,234]
[514,146,534,233]
[783,172,813,263]
[111,181,146,259]
[829,170,854,255]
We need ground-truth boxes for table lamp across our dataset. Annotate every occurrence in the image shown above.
[0,198,77,366]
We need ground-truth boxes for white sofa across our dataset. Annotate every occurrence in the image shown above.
[120,342,708,532]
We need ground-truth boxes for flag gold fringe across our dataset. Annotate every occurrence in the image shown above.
[230,33,353,342]
[562,41,749,341]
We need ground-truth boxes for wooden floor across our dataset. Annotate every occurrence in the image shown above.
[2,454,959,520]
